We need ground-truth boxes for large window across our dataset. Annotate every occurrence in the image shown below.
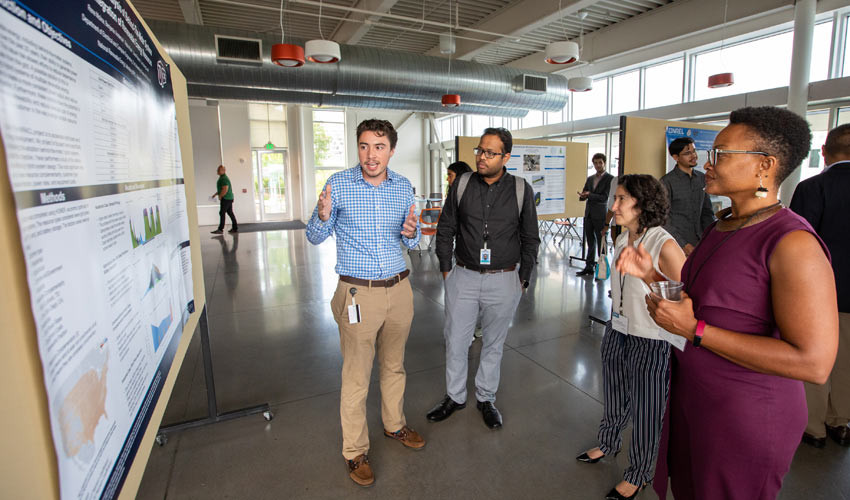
[838,107,850,126]
[611,70,640,114]
[693,21,834,101]
[644,58,684,109]
[249,103,287,149]
[546,105,566,126]
[470,114,491,137]
[313,109,346,199]
[573,133,607,177]
[523,110,544,129]
[572,78,608,121]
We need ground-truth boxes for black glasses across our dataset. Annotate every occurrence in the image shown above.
[704,148,769,166]
[473,147,505,159]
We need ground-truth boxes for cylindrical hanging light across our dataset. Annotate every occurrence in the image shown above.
[272,43,305,67]
[708,72,734,88]
[305,39,341,63]
[568,76,592,92]
[544,41,579,65]
[439,33,456,55]
[441,94,461,107]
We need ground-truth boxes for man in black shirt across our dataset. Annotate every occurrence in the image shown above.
[427,128,540,429]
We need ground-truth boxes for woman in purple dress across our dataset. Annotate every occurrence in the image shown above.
[617,106,838,499]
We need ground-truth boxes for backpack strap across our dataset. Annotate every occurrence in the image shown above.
[456,171,473,205]
[515,176,525,215]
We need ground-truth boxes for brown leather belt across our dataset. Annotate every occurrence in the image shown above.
[456,263,517,274]
[340,269,410,288]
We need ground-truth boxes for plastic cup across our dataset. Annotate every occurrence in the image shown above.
[649,281,684,302]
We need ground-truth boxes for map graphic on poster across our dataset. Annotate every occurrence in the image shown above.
[0,1,195,498]
[506,144,567,216]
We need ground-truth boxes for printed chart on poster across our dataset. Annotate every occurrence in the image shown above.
[505,144,567,216]
[0,1,194,499]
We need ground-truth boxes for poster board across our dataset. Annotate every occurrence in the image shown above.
[456,136,588,219]
[0,1,204,499]
[620,116,723,179]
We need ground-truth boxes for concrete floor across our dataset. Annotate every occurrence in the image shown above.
[137,228,849,500]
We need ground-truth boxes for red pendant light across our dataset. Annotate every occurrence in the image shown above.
[708,72,734,88]
[441,94,461,107]
[272,43,305,67]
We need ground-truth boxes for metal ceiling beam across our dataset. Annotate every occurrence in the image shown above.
[178,0,203,25]
[330,0,401,44]
[423,0,598,61]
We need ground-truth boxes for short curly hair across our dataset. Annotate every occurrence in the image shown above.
[620,174,669,234]
[356,119,398,149]
[729,106,811,184]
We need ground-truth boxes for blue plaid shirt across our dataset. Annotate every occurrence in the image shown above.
[306,166,420,280]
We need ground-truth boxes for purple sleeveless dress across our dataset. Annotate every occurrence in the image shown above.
[653,209,830,500]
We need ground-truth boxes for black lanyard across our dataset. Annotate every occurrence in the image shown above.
[685,202,782,289]
[617,229,649,314]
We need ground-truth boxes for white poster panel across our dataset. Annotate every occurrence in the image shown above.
[0,1,193,498]
[506,144,567,216]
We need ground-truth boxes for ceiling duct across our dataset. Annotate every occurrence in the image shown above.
[148,21,566,115]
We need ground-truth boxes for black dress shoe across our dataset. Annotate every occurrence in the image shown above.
[476,401,502,429]
[426,395,466,422]
[801,432,826,449]
[576,268,593,276]
[826,424,850,446]
[605,483,645,500]
[576,451,603,464]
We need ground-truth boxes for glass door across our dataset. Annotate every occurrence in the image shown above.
[251,149,289,221]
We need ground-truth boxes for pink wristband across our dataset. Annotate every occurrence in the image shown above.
[693,320,706,348]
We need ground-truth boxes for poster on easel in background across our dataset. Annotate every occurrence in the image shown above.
[0,1,193,498]
[506,144,567,216]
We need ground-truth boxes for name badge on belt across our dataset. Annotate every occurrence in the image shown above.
[611,311,629,333]
[348,288,361,324]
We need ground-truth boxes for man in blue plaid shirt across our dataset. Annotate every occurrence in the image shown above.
[306,119,423,487]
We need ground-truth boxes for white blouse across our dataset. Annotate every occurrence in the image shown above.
[610,226,675,340]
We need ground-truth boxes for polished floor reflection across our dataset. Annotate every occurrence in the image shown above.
[138,228,849,499]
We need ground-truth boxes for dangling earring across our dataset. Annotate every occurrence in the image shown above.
[755,176,769,198]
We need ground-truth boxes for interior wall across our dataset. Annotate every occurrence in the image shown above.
[216,101,255,226]
[189,100,223,226]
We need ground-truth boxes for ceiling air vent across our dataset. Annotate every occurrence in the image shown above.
[215,35,263,65]
[520,74,547,94]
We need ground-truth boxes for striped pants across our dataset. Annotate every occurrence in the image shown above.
[598,324,671,486]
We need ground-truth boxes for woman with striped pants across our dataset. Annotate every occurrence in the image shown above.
[576,175,686,499]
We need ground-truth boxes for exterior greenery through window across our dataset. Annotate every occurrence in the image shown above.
[313,109,346,200]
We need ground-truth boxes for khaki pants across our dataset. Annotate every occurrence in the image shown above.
[805,312,850,437]
[331,277,414,460]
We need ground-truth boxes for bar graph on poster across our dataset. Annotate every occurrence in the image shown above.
[0,0,193,498]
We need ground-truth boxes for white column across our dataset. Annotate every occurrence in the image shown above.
[779,0,815,203]
[463,114,472,137]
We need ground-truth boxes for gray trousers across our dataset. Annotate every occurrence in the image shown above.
[443,265,523,404]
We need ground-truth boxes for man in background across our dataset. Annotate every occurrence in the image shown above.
[576,153,615,276]
[211,164,238,234]
[660,137,713,255]
[792,124,850,449]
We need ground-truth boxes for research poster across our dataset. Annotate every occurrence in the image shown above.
[0,1,193,498]
[506,144,566,216]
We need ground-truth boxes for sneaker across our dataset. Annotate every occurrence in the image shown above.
[210,229,223,234]
[228,228,238,233]
[383,425,426,450]
[346,454,374,487]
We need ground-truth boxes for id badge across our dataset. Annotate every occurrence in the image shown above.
[658,328,687,351]
[348,304,361,324]
[480,248,492,266]
[611,311,629,333]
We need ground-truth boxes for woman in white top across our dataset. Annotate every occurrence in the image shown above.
[576,174,686,500]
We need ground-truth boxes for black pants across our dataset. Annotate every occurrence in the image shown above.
[583,213,605,268]
[218,199,237,231]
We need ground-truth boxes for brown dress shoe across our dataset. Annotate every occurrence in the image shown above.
[383,425,426,450]
[346,454,374,487]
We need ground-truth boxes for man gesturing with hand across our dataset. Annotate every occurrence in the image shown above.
[306,119,423,488]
